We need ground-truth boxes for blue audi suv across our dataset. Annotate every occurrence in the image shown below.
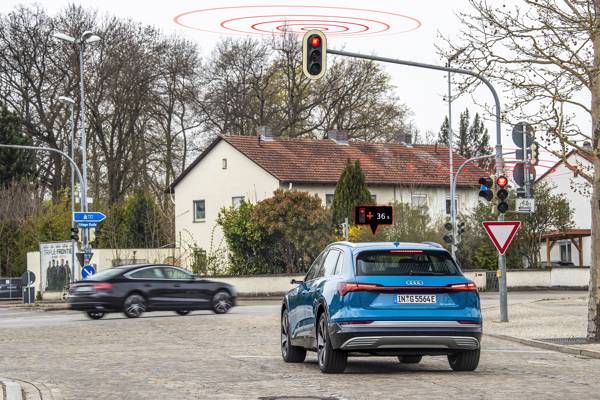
[280,241,481,373]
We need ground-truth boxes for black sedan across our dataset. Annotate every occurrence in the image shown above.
[67,264,236,319]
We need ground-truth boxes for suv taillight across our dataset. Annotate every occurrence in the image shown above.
[446,282,477,291]
[337,282,381,296]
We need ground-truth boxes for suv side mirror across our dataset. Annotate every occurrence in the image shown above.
[291,279,304,285]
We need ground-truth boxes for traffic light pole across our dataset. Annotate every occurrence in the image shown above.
[0,143,85,284]
[326,49,509,321]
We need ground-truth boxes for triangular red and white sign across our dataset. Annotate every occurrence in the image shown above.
[482,221,521,255]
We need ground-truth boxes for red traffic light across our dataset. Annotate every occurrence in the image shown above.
[496,175,508,188]
[310,35,321,48]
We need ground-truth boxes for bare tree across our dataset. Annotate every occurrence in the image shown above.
[439,0,600,339]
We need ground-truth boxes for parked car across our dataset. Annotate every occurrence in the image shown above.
[67,264,236,319]
[280,241,482,373]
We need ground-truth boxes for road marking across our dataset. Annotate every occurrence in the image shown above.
[229,355,281,359]
[484,349,554,353]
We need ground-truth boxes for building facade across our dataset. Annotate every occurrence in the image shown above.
[170,133,486,259]
[538,150,593,266]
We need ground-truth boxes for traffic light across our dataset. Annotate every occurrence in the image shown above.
[530,141,539,165]
[478,177,494,202]
[70,227,79,241]
[496,175,509,214]
[457,221,465,236]
[443,222,453,244]
[302,30,327,80]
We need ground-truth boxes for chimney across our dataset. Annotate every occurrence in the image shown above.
[395,132,413,146]
[583,141,592,151]
[256,126,273,141]
[327,130,348,144]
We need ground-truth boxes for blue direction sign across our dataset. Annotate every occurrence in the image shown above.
[81,265,96,279]
[73,212,106,223]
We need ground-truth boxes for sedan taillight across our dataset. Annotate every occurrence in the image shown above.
[92,283,113,290]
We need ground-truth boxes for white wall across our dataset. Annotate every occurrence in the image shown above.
[174,140,280,262]
[28,248,176,293]
[507,270,552,288]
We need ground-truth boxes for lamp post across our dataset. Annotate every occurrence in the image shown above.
[447,47,467,259]
[58,96,76,282]
[52,30,100,252]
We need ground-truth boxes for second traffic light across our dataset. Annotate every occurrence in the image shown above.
[302,30,327,80]
[496,175,509,214]
[478,177,494,202]
[70,227,79,241]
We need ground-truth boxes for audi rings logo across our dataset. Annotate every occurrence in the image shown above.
[405,280,424,286]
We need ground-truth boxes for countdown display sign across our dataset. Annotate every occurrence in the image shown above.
[354,205,394,233]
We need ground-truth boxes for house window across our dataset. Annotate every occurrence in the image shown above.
[560,242,572,263]
[325,194,334,209]
[445,198,458,215]
[411,194,428,208]
[371,194,377,204]
[193,200,205,221]
[232,196,244,208]
[222,158,227,169]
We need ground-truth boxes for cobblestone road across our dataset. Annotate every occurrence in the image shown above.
[0,296,599,400]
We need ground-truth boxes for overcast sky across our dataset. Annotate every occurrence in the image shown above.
[0,0,570,163]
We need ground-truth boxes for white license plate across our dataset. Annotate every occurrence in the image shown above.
[395,294,437,304]
[76,286,93,292]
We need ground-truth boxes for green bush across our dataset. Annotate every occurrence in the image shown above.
[218,189,333,275]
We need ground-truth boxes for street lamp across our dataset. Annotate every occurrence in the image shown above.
[446,46,467,259]
[58,96,76,282]
[52,30,101,253]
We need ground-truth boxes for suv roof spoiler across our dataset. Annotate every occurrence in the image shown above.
[421,241,444,249]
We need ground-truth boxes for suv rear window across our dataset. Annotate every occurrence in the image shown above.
[356,250,460,276]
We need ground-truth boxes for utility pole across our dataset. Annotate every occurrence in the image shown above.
[326,48,507,321]
[58,96,76,282]
[52,30,101,254]
[447,47,467,259]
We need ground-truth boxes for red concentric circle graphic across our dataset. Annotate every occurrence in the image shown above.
[173,5,421,37]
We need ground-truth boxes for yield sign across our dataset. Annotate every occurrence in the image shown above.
[482,221,521,255]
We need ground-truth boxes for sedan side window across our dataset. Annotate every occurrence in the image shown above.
[129,267,164,279]
[161,267,193,280]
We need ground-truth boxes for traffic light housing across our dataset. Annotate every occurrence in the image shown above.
[443,222,453,244]
[530,141,539,165]
[302,30,327,80]
[478,177,494,202]
[70,227,79,241]
[496,175,509,214]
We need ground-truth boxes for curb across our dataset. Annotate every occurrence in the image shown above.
[486,333,600,359]
[1,378,23,400]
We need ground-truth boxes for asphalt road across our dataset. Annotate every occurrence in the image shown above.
[0,292,598,400]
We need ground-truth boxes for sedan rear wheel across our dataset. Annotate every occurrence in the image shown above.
[86,311,105,320]
[212,290,233,314]
[123,294,146,318]
[281,309,306,363]
[317,313,347,373]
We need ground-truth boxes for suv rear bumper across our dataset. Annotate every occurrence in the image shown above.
[329,321,482,352]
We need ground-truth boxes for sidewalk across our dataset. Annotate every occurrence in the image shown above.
[481,290,600,357]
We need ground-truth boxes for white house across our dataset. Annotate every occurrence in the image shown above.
[169,131,485,258]
[537,149,594,267]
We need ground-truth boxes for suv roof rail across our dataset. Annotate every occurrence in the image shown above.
[421,241,444,249]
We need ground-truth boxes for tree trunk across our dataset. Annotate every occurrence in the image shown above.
[587,13,600,340]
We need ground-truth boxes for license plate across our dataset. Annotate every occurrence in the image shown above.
[76,286,93,292]
[394,294,437,304]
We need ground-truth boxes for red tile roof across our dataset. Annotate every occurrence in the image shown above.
[170,135,489,191]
